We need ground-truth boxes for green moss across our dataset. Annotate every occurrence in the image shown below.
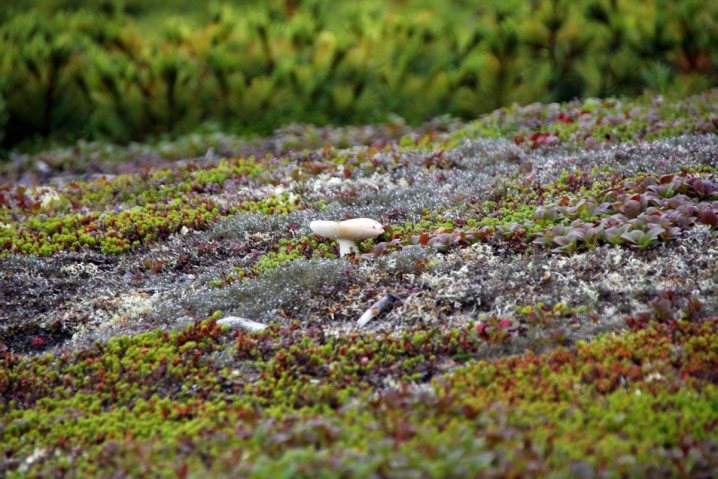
[2,314,717,476]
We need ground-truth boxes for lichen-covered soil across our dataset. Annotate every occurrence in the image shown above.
[2,93,718,477]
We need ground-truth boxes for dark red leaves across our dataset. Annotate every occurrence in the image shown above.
[701,209,717,228]
[556,112,573,123]
[513,132,559,149]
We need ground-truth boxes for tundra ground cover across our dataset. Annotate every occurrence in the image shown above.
[1,92,718,476]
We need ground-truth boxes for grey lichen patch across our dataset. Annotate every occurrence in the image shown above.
[404,231,718,341]
[372,246,435,278]
[419,256,479,310]
[153,258,357,325]
[61,290,159,347]
[454,138,529,172]
[460,134,718,187]
[208,212,289,242]
[158,248,436,332]
[0,252,117,325]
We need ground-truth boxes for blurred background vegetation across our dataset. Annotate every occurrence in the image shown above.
[0,0,716,151]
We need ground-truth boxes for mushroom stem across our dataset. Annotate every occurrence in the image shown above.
[337,238,359,257]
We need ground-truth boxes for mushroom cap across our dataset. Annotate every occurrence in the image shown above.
[310,218,384,240]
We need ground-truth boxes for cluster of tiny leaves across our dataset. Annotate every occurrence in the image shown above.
[1,300,717,477]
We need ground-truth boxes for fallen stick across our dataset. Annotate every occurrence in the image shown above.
[217,316,268,332]
[357,293,400,327]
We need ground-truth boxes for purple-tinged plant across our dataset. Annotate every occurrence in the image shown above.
[372,242,389,257]
[578,224,605,249]
[495,222,527,239]
[677,204,699,225]
[604,224,631,245]
[627,214,650,230]
[651,296,674,321]
[556,204,583,220]
[543,327,573,347]
[686,178,718,199]
[427,232,455,252]
[637,175,658,189]
[657,225,681,241]
[657,174,676,184]
[619,199,643,219]
[595,187,624,203]
[600,214,629,228]
[646,181,680,199]
[545,221,601,253]
[681,295,705,321]
[579,200,611,219]
[409,233,431,246]
[551,232,582,254]
[585,136,599,150]
[533,206,560,223]
[532,225,572,246]
[475,315,526,344]
[364,227,492,259]
[621,226,664,250]
[644,290,679,322]
[699,207,717,228]
[664,194,691,209]
[643,192,667,208]
[644,212,671,228]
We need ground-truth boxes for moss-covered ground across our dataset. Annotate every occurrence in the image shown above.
[2,91,718,476]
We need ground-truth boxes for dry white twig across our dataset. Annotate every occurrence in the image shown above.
[357,293,400,327]
[217,316,268,332]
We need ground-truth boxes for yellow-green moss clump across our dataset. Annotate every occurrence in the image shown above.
[2,313,718,477]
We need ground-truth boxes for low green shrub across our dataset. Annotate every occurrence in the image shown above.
[1,0,716,149]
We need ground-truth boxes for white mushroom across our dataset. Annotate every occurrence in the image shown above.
[310,218,385,257]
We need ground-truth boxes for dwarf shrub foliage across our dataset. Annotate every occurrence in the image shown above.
[1,0,717,148]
